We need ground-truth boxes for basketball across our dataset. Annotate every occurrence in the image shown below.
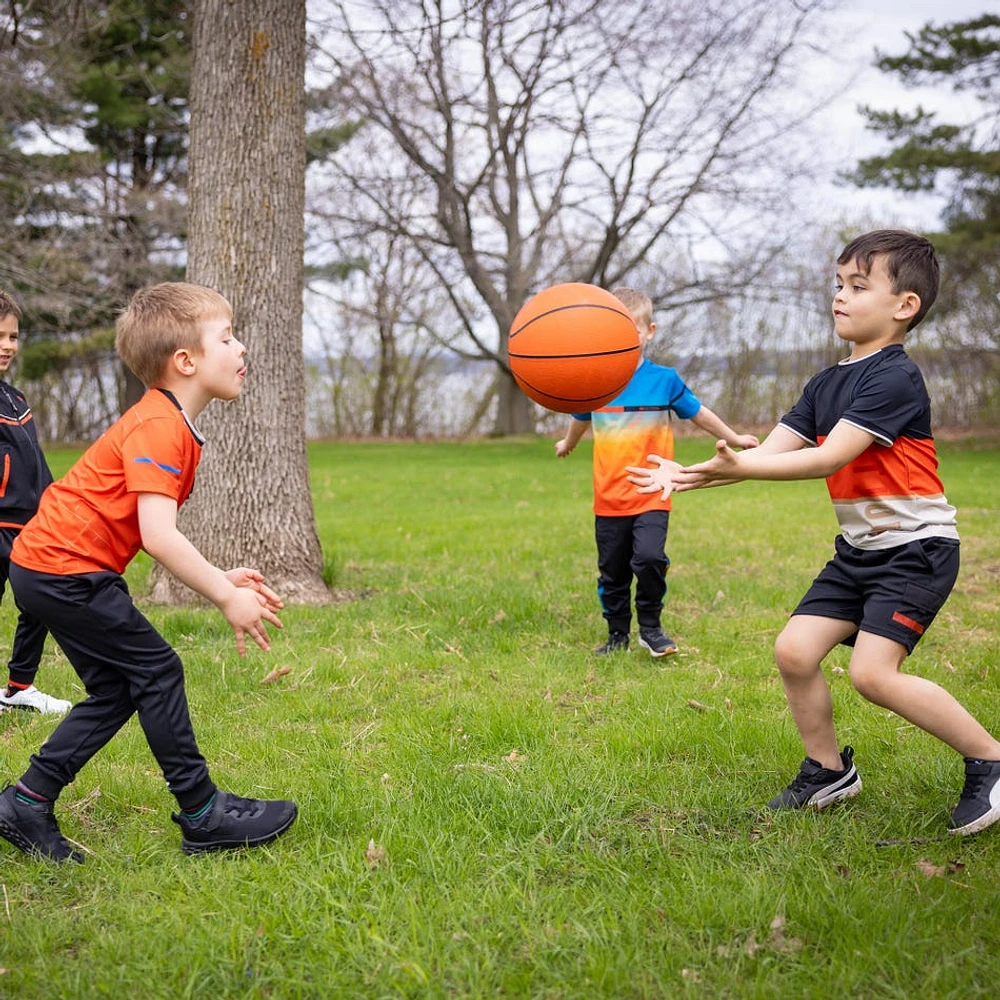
[507,283,641,412]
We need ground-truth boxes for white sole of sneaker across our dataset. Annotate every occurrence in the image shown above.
[949,802,1000,836]
[809,776,863,809]
[638,638,677,658]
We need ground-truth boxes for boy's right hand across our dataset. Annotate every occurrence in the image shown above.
[673,440,743,491]
[221,585,284,656]
[225,566,284,613]
[555,438,573,457]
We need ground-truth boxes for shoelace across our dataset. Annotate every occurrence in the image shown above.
[219,794,261,818]
[786,761,827,793]
[959,770,986,800]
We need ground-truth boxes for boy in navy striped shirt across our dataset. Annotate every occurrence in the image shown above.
[629,230,1000,835]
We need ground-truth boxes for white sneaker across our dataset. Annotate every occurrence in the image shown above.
[0,685,72,715]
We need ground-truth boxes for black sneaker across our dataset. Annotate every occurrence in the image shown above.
[949,758,1000,836]
[0,785,84,864]
[768,746,862,810]
[172,790,298,855]
[638,628,678,658]
[595,631,629,655]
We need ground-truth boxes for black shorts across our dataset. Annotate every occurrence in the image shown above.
[793,535,960,654]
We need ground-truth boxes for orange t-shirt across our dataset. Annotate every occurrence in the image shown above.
[12,389,204,576]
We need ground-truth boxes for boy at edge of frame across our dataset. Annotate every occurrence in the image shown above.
[629,229,1000,837]
[0,282,298,863]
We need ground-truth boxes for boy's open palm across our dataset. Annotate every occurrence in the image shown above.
[672,440,742,492]
[625,456,683,499]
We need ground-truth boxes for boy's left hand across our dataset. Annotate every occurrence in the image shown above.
[733,433,760,450]
[225,567,285,613]
[626,456,683,499]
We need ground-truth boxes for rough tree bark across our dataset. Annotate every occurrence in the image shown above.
[149,0,329,604]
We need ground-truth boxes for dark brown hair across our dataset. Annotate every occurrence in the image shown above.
[838,230,939,330]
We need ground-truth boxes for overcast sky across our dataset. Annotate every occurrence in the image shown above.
[813,0,993,228]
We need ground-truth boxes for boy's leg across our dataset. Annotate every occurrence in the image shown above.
[0,544,69,713]
[849,632,1000,760]
[631,510,670,629]
[774,614,857,769]
[0,609,71,715]
[595,515,634,637]
[844,535,1000,758]
[9,567,215,809]
[631,511,677,656]
[849,631,1000,835]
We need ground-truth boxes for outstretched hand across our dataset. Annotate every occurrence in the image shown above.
[672,439,744,492]
[625,455,683,499]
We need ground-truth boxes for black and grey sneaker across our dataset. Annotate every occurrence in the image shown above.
[0,785,84,864]
[768,746,862,810]
[595,631,629,655]
[172,791,297,855]
[638,628,678,658]
[949,758,1000,836]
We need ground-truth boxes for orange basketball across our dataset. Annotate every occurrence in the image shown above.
[508,283,640,412]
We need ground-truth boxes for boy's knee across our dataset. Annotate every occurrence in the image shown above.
[774,629,820,678]
[849,661,888,705]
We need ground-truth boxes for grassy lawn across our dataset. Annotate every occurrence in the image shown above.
[1,435,999,999]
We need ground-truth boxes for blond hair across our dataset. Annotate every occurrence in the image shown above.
[610,286,653,331]
[116,282,232,387]
[0,288,23,322]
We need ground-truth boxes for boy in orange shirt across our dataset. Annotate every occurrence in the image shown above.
[0,282,297,862]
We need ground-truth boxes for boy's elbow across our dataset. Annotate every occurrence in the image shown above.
[140,529,172,562]
[815,453,852,478]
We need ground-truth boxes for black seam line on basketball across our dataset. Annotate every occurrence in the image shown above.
[516,380,630,402]
[508,345,639,360]
[510,303,632,339]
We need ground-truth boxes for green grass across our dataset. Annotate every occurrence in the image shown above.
[2,435,999,999]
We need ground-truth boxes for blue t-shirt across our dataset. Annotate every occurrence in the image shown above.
[575,358,701,515]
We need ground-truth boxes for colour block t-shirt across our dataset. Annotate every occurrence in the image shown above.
[575,359,701,516]
[12,389,204,575]
[779,345,957,550]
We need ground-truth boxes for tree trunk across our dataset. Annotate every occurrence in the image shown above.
[492,369,536,436]
[149,0,328,604]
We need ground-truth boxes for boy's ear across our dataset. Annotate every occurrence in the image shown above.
[895,292,921,323]
[169,347,198,376]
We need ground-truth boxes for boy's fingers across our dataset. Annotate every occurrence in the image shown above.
[259,609,283,629]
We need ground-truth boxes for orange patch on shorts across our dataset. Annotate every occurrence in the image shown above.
[892,611,925,634]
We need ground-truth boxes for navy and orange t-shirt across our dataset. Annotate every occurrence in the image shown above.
[779,344,957,551]
[12,389,204,576]
[575,358,701,516]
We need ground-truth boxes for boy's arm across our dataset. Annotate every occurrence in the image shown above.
[688,405,759,450]
[137,492,282,656]
[626,423,808,496]
[675,420,874,490]
[555,417,589,458]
